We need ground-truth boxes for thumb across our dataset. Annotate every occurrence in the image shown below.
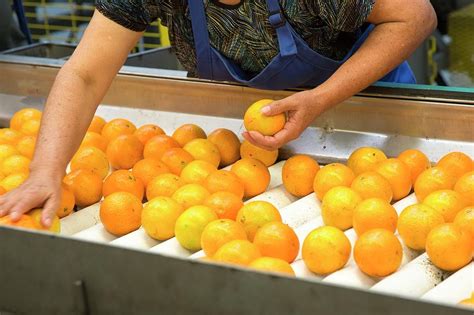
[261,100,293,116]
[41,194,61,228]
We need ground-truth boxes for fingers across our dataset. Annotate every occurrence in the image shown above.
[41,194,60,228]
[5,189,45,221]
[243,128,298,151]
[261,99,294,116]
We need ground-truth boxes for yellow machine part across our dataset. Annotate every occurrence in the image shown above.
[448,3,474,79]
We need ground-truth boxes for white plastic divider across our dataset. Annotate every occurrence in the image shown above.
[60,204,101,236]
[109,227,160,250]
[279,193,321,228]
[266,161,285,190]
[72,222,117,243]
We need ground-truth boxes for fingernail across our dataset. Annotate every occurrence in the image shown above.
[261,106,271,115]
[10,212,20,221]
[44,218,52,227]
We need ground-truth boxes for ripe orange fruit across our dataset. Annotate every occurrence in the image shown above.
[180,160,217,185]
[88,116,107,134]
[397,204,445,250]
[204,170,245,199]
[146,173,182,200]
[240,140,278,167]
[213,240,261,266]
[20,119,40,136]
[414,167,456,201]
[100,192,143,236]
[253,222,299,263]
[132,158,169,187]
[204,191,244,220]
[454,206,474,247]
[0,214,37,230]
[172,184,211,209]
[0,128,22,146]
[426,223,472,271]
[172,124,207,147]
[106,134,144,170]
[437,152,472,181]
[103,170,145,200]
[70,146,110,179]
[282,155,320,197]
[244,99,285,136]
[347,147,387,175]
[236,201,282,241]
[0,172,29,192]
[101,118,137,142]
[321,186,362,231]
[231,158,270,198]
[143,135,180,160]
[183,139,221,168]
[375,158,412,201]
[207,128,241,167]
[10,108,42,131]
[201,219,248,257]
[134,124,165,145]
[302,226,351,275]
[313,163,355,201]
[80,131,108,152]
[454,171,474,205]
[0,186,6,195]
[56,184,75,218]
[29,208,60,233]
[175,205,218,251]
[398,149,431,184]
[0,144,20,164]
[16,135,36,160]
[354,229,403,277]
[160,147,194,175]
[353,198,398,236]
[141,196,184,240]
[350,171,393,203]
[423,190,468,222]
[0,155,30,176]
[64,169,103,207]
[248,257,295,276]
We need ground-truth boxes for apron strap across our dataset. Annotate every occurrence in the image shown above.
[188,0,214,79]
[265,0,297,57]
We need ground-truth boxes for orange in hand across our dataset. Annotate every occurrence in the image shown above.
[0,214,37,230]
[244,99,285,136]
[56,184,76,218]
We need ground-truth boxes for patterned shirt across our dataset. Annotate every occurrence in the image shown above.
[96,0,375,76]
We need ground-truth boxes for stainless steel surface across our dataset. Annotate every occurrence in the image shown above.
[1,42,77,59]
[125,47,185,71]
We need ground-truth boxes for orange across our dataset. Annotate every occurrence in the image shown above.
[454,206,474,247]
[437,152,472,181]
[102,170,145,200]
[101,118,137,142]
[347,147,387,175]
[350,171,393,203]
[141,196,184,240]
[282,155,320,197]
[0,128,22,146]
[0,155,30,176]
[397,204,445,250]
[16,135,36,159]
[353,198,398,236]
[100,191,143,236]
[204,191,244,220]
[0,186,6,195]
[132,158,169,187]
[213,240,261,266]
[183,139,221,168]
[143,135,180,160]
[398,149,431,184]
[354,229,403,277]
[253,221,299,263]
[201,219,248,257]
[106,134,144,170]
[321,186,362,231]
[313,163,355,201]
[454,171,474,205]
[172,184,211,209]
[231,158,270,198]
[87,115,107,134]
[0,144,20,164]
[426,223,472,271]
[10,108,42,131]
[203,169,245,199]
[174,205,218,251]
[56,184,75,218]
[172,124,207,147]
[240,140,278,167]
[302,226,351,275]
[70,146,109,179]
[28,209,60,233]
[375,158,412,201]
[134,124,165,145]
[80,131,108,152]
[414,167,456,201]
[146,173,182,200]
[0,214,37,230]
[0,172,29,192]
[64,169,103,207]
[423,190,468,222]
[248,257,295,276]
[160,147,194,175]
[207,128,241,167]
[243,99,285,136]
[19,119,40,136]
[236,201,282,241]
[180,160,217,185]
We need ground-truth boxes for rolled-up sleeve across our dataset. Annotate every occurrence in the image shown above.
[318,0,375,32]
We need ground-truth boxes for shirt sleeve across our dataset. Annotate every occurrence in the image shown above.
[95,0,162,32]
[317,0,375,32]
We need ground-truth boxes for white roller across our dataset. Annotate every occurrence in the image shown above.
[72,223,117,243]
[279,193,321,229]
[148,237,193,257]
[109,227,160,250]
[60,203,101,236]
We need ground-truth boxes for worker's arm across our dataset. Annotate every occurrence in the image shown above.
[244,0,437,150]
[0,10,142,226]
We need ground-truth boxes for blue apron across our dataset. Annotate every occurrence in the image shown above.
[188,0,416,90]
